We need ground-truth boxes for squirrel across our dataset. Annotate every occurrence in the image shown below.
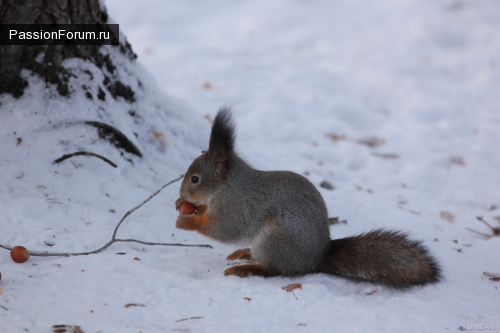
[175,108,441,289]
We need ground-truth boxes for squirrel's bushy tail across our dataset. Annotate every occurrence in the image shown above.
[319,229,441,289]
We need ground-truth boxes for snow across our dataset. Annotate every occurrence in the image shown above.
[1,0,500,332]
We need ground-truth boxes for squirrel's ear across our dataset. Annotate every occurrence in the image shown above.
[208,107,235,178]
[211,144,227,164]
[208,107,235,162]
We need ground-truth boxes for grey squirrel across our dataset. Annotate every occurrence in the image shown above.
[175,108,441,289]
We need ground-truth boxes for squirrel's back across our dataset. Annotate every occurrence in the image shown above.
[209,161,331,276]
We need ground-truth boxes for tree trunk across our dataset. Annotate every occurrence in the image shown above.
[0,0,136,98]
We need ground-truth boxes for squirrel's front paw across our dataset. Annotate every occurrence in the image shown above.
[175,198,182,210]
[175,215,191,230]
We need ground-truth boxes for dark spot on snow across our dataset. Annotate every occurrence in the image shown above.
[84,70,94,80]
[106,80,135,102]
[97,87,106,101]
[320,180,334,190]
[2,77,28,98]
[120,39,138,60]
[103,54,117,74]
[103,76,110,86]
[85,91,93,100]
[102,75,135,102]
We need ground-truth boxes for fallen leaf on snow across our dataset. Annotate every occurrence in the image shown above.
[483,272,500,281]
[283,283,302,300]
[357,137,386,148]
[325,133,347,142]
[152,131,163,139]
[125,303,146,308]
[52,325,85,333]
[440,211,455,223]
[282,283,302,292]
[204,114,213,123]
[152,131,166,149]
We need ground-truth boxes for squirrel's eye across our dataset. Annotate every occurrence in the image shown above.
[191,175,199,184]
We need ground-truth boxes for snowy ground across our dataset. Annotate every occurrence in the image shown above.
[1,0,500,332]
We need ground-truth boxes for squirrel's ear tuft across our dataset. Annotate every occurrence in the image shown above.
[209,107,235,162]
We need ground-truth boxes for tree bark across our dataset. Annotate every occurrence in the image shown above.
[0,0,136,98]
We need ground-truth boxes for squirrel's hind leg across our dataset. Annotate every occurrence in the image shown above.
[225,249,271,277]
[224,264,274,278]
[227,248,253,261]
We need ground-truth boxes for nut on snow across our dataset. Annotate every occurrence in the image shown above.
[10,246,30,263]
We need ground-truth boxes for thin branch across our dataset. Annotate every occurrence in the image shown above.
[0,174,212,257]
[53,151,117,168]
[466,227,493,240]
[476,216,500,235]
[115,239,212,248]
[477,216,495,229]
[112,174,185,240]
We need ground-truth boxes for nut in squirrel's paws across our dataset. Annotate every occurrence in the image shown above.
[175,208,210,234]
[178,202,197,215]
